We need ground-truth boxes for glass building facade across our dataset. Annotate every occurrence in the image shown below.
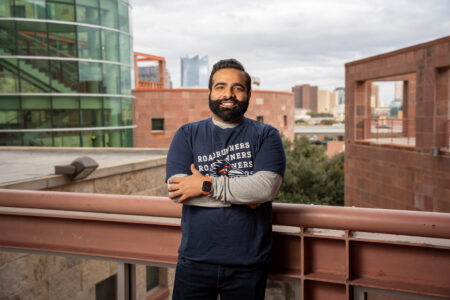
[180,55,209,88]
[0,0,134,147]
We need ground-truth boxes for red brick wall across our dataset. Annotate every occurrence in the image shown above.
[345,36,450,212]
[133,89,295,148]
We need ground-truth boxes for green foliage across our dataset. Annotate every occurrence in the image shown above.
[319,119,334,125]
[275,137,344,206]
[307,112,334,118]
[295,119,306,124]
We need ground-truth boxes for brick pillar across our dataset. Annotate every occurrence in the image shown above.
[435,67,450,148]
[355,81,371,140]
[402,73,417,138]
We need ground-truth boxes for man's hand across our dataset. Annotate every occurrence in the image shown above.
[168,164,204,203]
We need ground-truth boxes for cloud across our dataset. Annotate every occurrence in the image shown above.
[131,0,449,91]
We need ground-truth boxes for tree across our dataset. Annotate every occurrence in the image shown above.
[275,137,344,206]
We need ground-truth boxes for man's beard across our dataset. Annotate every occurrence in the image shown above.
[209,95,249,122]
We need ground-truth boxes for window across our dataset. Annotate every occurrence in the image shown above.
[95,274,116,300]
[256,116,263,122]
[146,266,159,291]
[284,115,287,126]
[152,118,164,131]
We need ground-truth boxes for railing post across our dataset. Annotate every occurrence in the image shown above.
[117,263,136,300]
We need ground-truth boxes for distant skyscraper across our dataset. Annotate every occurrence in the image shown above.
[292,84,318,112]
[334,87,345,105]
[180,55,209,87]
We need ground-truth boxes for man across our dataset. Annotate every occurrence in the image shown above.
[166,59,286,300]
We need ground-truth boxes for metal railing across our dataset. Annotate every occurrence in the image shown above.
[0,189,449,300]
[364,118,416,146]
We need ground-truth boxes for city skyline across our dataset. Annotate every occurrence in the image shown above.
[131,0,449,92]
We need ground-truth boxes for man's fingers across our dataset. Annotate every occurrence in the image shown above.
[168,184,179,192]
[190,163,200,175]
[168,177,181,184]
[178,195,187,203]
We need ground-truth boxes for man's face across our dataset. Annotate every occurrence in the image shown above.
[209,68,249,123]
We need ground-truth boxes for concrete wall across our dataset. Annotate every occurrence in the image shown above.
[345,36,450,212]
[133,89,295,148]
[0,153,170,300]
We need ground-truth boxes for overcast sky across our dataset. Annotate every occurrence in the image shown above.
[131,0,449,96]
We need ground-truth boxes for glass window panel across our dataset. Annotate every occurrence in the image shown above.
[23,132,52,146]
[76,0,99,25]
[0,97,20,110]
[47,0,75,22]
[0,0,12,17]
[101,30,119,62]
[53,97,79,128]
[22,96,50,109]
[81,97,103,127]
[14,0,46,19]
[0,132,22,146]
[53,96,78,109]
[121,128,132,147]
[48,23,77,58]
[103,63,120,94]
[119,33,131,65]
[121,98,132,126]
[23,110,51,129]
[151,118,164,131]
[0,58,19,93]
[100,0,118,29]
[120,65,131,94]
[146,266,159,291]
[104,130,121,147]
[16,21,48,56]
[50,60,78,92]
[0,21,16,55]
[77,26,101,60]
[78,61,102,93]
[0,111,21,129]
[19,59,51,92]
[104,97,121,126]
[53,131,81,147]
[118,1,129,33]
[82,130,104,147]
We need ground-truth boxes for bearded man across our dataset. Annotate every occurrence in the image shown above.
[166,58,286,300]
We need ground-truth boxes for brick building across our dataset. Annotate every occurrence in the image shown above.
[292,84,318,112]
[133,89,295,148]
[345,36,450,212]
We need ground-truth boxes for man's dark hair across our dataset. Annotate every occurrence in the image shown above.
[208,59,252,95]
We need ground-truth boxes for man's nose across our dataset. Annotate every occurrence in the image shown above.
[222,87,235,99]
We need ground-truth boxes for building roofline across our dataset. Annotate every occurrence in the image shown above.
[345,35,450,67]
[133,88,293,95]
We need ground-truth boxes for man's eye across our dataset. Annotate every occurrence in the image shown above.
[215,86,224,90]
[234,86,244,92]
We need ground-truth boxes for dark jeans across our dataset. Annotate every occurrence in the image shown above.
[172,256,269,300]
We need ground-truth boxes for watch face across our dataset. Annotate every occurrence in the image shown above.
[202,180,212,193]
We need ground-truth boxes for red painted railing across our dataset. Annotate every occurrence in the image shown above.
[1,189,449,300]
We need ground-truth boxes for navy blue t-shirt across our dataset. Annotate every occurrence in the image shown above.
[166,117,286,265]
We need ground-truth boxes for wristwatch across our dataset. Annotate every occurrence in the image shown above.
[201,176,213,196]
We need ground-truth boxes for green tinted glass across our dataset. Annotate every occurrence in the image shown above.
[47,23,77,57]
[53,97,79,128]
[120,65,131,94]
[104,130,121,147]
[82,130,104,147]
[100,0,118,29]
[103,63,120,94]
[23,132,52,146]
[0,132,22,146]
[14,0,46,19]
[19,59,51,93]
[0,58,19,93]
[47,0,75,21]
[104,97,121,126]
[119,33,131,64]
[101,30,119,62]
[50,60,79,92]
[76,0,99,25]
[53,131,81,147]
[118,1,130,33]
[121,128,132,147]
[16,21,48,56]
[77,26,101,59]
[78,61,102,93]
[81,97,103,127]
[121,98,132,126]
[0,21,16,54]
[0,0,12,17]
